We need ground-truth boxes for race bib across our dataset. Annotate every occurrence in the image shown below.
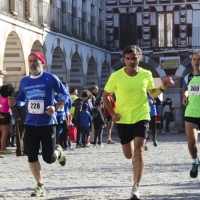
[189,84,200,96]
[28,100,44,114]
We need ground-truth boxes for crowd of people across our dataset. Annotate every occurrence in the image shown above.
[0,47,199,200]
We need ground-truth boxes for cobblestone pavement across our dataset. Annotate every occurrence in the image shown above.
[0,132,200,200]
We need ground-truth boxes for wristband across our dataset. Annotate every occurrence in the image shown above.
[159,87,165,92]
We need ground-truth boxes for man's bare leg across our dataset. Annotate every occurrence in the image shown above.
[185,121,199,178]
[29,150,59,184]
[121,137,146,183]
[133,137,146,184]
[185,121,199,159]
[29,161,43,184]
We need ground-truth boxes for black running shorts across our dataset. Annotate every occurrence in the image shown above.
[116,120,149,145]
[184,117,200,129]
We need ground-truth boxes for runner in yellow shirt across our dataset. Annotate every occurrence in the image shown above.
[103,45,174,200]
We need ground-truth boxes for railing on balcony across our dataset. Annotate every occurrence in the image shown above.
[0,3,109,50]
[16,0,25,19]
[32,1,39,25]
[111,27,200,51]
[54,7,62,32]
[0,0,9,12]
[72,16,83,40]
[43,1,53,27]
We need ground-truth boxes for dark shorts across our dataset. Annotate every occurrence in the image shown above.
[184,117,200,129]
[117,120,149,145]
[106,116,112,122]
[25,125,57,163]
[0,113,11,125]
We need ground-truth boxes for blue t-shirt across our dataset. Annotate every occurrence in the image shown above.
[78,109,92,127]
[148,94,157,116]
[17,72,69,126]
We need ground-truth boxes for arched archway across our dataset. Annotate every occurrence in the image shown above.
[3,31,25,89]
[70,52,84,90]
[85,56,98,89]
[100,60,110,91]
[51,47,67,82]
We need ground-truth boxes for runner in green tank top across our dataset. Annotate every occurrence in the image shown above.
[182,51,200,179]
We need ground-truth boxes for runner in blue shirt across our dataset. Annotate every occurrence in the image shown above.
[8,52,69,197]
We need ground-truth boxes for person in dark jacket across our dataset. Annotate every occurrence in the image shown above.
[73,90,89,147]
[11,90,27,156]
[92,101,106,147]
[78,103,92,147]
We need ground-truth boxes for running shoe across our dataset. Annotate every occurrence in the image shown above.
[31,184,46,197]
[63,146,69,150]
[0,155,5,158]
[190,162,199,178]
[85,143,91,147]
[69,147,74,151]
[99,144,104,148]
[152,138,158,147]
[56,144,67,166]
[130,183,140,199]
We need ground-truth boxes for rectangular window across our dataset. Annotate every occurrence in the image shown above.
[120,14,137,50]
[158,13,173,47]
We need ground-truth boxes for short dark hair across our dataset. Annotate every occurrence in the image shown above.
[95,101,102,107]
[80,90,89,98]
[70,88,77,94]
[82,103,88,110]
[122,45,142,59]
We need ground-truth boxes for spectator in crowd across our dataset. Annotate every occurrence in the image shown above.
[104,93,116,144]
[78,103,92,147]
[73,90,90,147]
[147,93,158,147]
[163,97,174,134]
[0,84,15,156]
[11,90,27,156]
[92,101,106,147]
[91,85,99,106]
[69,88,78,118]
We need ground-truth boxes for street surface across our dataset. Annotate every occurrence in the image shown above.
[0,132,200,200]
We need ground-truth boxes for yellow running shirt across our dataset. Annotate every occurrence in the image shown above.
[104,67,154,124]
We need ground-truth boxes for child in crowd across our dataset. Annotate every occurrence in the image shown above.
[78,103,92,147]
[92,101,106,147]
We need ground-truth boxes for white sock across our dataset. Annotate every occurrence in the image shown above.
[194,158,199,164]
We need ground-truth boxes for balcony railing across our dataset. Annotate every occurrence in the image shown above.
[43,1,53,28]
[0,2,110,50]
[109,27,200,51]
[0,0,9,12]
[16,0,25,19]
